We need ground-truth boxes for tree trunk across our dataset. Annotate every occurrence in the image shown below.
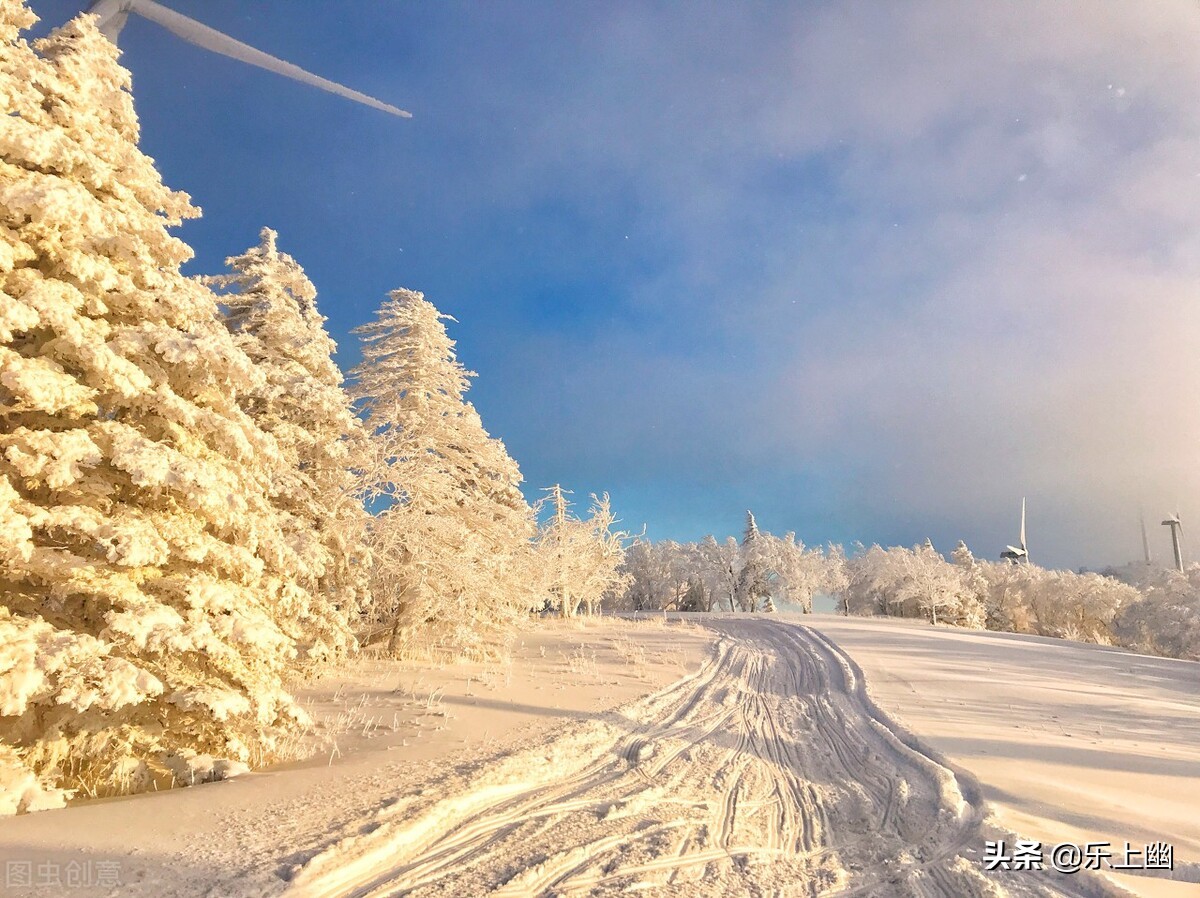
[386,615,404,655]
[386,595,410,656]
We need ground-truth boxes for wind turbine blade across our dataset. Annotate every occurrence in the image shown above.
[126,0,411,117]
[1019,496,1026,553]
[86,0,132,41]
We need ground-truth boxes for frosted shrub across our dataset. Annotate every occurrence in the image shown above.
[1112,567,1200,660]
[533,486,631,617]
[841,539,1141,642]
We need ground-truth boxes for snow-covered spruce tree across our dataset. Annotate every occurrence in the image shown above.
[352,289,534,657]
[678,574,709,612]
[0,6,322,809]
[209,229,370,646]
[734,511,772,612]
[947,541,987,628]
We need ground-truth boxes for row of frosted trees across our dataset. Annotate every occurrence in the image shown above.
[609,514,1199,661]
[611,512,846,615]
[0,5,625,812]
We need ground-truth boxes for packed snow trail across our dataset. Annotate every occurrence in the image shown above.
[285,619,1119,898]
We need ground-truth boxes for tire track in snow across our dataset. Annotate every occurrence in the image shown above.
[283,619,1127,898]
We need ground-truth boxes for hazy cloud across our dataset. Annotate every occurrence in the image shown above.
[460,1,1200,567]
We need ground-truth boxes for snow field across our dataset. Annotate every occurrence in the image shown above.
[804,614,1200,898]
[0,617,713,897]
[284,618,1118,897]
[2,614,1195,897]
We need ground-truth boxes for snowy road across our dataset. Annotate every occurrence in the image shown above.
[285,619,1109,898]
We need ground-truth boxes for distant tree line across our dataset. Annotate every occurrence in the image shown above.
[606,514,1200,661]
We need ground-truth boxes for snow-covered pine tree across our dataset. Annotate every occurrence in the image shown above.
[734,510,772,612]
[948,540,987,628]
[744,511,760,541]
[209,229,369,651]
[351,289,534,657]
[0,5,319,810]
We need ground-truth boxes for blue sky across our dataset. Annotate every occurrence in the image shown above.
[26,1,1200,569]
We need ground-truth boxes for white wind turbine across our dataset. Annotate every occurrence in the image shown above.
[83,0,410,117]
[1161,511,1184,573]
[1000,497,1028,564]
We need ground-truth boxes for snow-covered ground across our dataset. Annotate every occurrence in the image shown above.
[0,614,1195,897]
[801,614,1200,898]
[0,618,713,898]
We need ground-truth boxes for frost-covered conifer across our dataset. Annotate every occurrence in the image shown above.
[734,511,772,612]
[0,5,319,809]
[351,290,534,656]
[210,229,370,647]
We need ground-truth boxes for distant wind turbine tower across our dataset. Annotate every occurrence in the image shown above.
[1140,510,1153,566]
[1000,497,1028,564]
[1161,512,1184,573]
[82,0,411,117]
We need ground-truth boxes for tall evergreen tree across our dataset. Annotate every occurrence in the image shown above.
[210,229,369,646]
[0,6,321,809]
[351,289,534,656]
